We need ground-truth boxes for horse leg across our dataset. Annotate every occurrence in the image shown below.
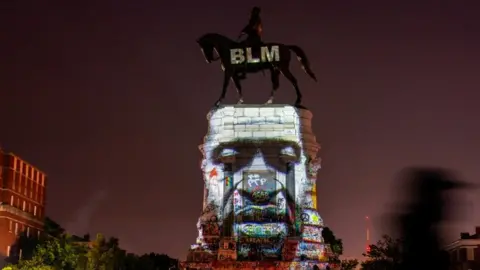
[281,67,302,106]
[266,68,280,104]
[232,75,244,104]
[215,71,231,107]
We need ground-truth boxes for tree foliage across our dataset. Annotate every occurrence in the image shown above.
[321,227,343,265]
[341,258,359,270]
[2,218,178,270]
[361,235,402,270]
[4,234,85,270]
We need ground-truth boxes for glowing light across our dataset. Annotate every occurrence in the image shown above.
[229,45,280,64]
[191,105,324,262]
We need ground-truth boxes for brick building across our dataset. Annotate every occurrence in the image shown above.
[0,149,46,265]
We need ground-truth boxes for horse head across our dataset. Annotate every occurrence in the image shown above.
[197,33,235,63]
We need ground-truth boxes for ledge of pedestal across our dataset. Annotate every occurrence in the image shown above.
[207,104,313,120]
[202,104,320,157]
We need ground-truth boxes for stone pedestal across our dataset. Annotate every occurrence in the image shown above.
[182,105,329,270]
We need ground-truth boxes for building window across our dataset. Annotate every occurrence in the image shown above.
[467,247,475,261]
[10,195,14,206]
[9,220,12,232]
[34,205,37,216]
[37,230,40,239]
[12,173,16,190]
[14,222,18,235]
[27,227,30,237]
[35,183,39,201]
[7,246,10,257]
[22,200,26,211]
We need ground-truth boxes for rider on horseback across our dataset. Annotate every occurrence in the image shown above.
[238,6,263,46]
[237,7,263,80]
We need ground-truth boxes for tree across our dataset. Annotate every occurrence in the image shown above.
[361,235,402,270]
[322,227,343,265]
[86,233,119,270]
[341,258,359,270]
[3,234,86,270]
[43,217,65,238]
[2,217,180,270]
[2,262,54,270]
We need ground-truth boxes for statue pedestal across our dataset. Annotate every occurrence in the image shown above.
[182,104,329,270]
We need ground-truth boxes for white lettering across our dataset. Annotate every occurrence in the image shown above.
[230,49,245,64]
[246,48,260,63]
[230,46,280,64]
[247,174,267,187]
[261,46,280,62]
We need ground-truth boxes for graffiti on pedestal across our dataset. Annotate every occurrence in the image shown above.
[297,242,326,261]
[300,209,323,226]
[282,239,299,261]
[191,106,327,265]
[235,223,287,238]
[302,226,323,243]
[218,238,237,261]
[307,157,322,178]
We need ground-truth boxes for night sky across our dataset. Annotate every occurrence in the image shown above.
[1,1,480,260]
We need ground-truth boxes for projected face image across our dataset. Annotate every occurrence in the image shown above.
[196,106,321,260]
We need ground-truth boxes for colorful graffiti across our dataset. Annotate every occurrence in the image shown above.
[282,240,298,261]
[307,157,322,178]
[302,226,323,243]
[225,175,233,189]
[180,261,329,270]
[297,242,325,261]
[191,106,327,264]
[234,223,287,238]
[237,242,283,261]
[301,209,323,226]
[218,238,237,261]
[201,222,220,236]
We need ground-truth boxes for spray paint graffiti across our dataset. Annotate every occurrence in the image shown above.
[302,226,323,243]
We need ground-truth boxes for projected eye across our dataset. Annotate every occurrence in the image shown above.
[280,146,296,156]
[220,148,238,157]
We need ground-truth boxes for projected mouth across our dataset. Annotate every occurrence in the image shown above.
[235,222,288,238]
[237,188,281,205]
[235,200,289,224]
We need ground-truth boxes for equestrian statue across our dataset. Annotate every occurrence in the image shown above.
[196,7,317,107]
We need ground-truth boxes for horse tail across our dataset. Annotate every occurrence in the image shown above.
[288,45,317,82]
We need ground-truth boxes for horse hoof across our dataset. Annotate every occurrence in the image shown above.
[237,99,244,104]
[265,98,273,104]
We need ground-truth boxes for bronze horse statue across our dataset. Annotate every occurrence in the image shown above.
[196,33,317,107]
